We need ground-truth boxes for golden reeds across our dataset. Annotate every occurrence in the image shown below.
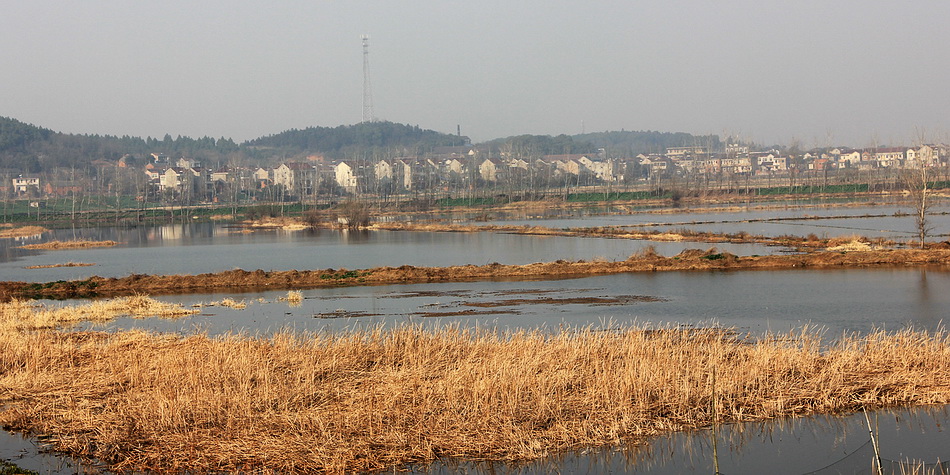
[0,322,949,472]
[281,289,303,307]
[0,295,198,331]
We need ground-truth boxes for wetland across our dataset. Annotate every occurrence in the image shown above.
[1,197,950,473]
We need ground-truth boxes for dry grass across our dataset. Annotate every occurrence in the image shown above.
[0,295,198,331]
[280,289,303,307]
[24,262,96,269]
[0,225,47,238]
[18,239,118,250]
[0,319,949,473]
[206,298,248,309]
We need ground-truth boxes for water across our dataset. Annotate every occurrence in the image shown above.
[5,201,950,472]
[84,267,950,339]
[0,223,776,282]
[486,203,950,240]
[0,430,98,474]
[416,406,950,474]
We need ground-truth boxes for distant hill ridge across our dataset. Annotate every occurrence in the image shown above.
[0,115,721,173]
[245,121,468,156]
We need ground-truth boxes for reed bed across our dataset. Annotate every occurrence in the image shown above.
[0,295,198,331]
[0,320,949,473]
[18,239,118,250]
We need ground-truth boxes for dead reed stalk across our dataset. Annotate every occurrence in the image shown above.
[0,323,949,473]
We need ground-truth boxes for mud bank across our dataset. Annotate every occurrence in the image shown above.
[3,248,950,300]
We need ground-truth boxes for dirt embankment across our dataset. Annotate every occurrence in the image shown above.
[3,248,950,300]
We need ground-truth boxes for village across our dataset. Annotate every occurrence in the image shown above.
[9,142,950,204]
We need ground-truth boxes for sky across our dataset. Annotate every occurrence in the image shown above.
[2,1,949,148]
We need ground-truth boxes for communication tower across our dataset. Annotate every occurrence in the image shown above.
[361,35,375,123]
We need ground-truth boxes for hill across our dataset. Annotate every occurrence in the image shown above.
[0,116,238,172]
[244,121,467,157]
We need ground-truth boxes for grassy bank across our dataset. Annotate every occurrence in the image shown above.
[0,298,949,472]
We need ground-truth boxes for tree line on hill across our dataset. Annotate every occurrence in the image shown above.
[0,115,726,176]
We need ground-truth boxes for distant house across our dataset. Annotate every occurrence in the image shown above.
[864,148,904,168]
[161,167,200,192]
[12,176,40,196]
[375,160,394,183]
[211,168,230,183]
[443,157,470,177]
[274,162,317,196]
[176,157,200,169]
[334,161,359,194]
[639,156,673,175]
[833,149,863,166]
[666,146,707,157]
[906,145,940,167]
[752,153,787,173]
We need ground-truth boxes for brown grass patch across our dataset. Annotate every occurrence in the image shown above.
[0,225,47,238]
[0,321,949,472]
[18,239,118,250]
[24,262,96,269]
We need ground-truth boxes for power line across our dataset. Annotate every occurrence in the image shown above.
[361,35,375,123]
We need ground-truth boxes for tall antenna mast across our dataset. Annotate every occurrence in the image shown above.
[361,34,375,123]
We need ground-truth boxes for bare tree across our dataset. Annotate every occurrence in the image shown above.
[337,200,371,229]
[902,165,932,248]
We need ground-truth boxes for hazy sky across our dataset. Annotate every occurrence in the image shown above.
[2,1,949,147]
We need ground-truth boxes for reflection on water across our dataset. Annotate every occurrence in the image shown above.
[0,222,777,282]
[0,429,96,474]
[85,267,950,339]
[486,203,950,240]
[414,406,950,474]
